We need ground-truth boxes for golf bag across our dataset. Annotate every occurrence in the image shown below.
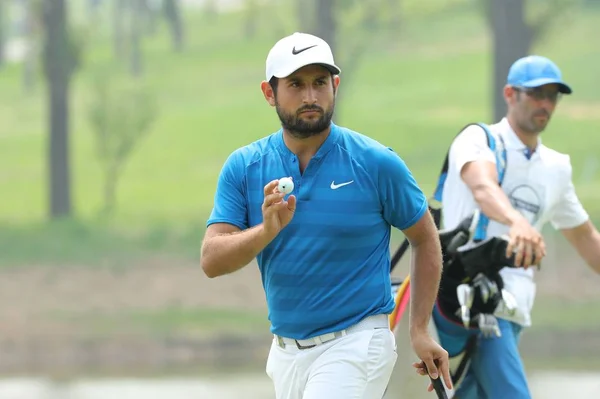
[430,122,514,384]
[387,123,518,396]
[436,213,518,331]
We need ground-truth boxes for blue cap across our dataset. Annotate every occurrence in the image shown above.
[507,55,572,94]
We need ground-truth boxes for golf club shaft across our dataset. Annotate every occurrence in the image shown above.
[390,206,440,272]
[431,376,448,399]
[426,362,448,399]
[390,239,409,272]
[390,206,448,399]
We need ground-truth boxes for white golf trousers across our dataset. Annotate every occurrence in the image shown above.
[266,315,398,399]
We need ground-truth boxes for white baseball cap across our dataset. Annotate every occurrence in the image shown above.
[265,32,341,81]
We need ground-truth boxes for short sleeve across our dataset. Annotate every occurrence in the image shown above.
[206,151,249,230]
[378,148,428,230]
[450,124,497,174]
[550,160,589,230]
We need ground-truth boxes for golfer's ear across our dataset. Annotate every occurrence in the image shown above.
[261,81,276,106]
[333,75,340,91]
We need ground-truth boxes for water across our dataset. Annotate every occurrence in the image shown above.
[0,372,597,399]
[528,371,600,398]
[0,376,272,399]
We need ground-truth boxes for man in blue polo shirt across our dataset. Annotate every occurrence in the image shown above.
[201,32,451,398]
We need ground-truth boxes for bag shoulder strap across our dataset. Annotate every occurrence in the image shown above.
[430,123,507,240]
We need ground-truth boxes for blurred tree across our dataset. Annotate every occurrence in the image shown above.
[387,0,402,33]
[42,0,81,219]
[22,0,42,94]
[0,0,5,69]
[203,0,218,20]
[244,0,259,38]
[327,0,388,122]
[309,0,338,119]
[110,0,148,77]
[163,0,184,52]
[484,0,575,121]
[487,0,531,121]
[87,0,103,19]
[297,0,315,32]
[113,0,126,60]
[130,0,144,77]
[315,0,337,56]
[143,0,162,36]
[88,71,157,215]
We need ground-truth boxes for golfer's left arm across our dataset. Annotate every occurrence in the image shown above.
[377,147,443,334]
[403,211,443,335]
[561,220,600,274]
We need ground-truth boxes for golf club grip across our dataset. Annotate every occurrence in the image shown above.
[424,361,448,399]
[430,375,448,399]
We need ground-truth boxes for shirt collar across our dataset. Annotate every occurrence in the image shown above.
[497,117,543,160]
[276,122,340,160]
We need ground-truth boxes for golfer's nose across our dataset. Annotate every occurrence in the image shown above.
[303,86,317,104]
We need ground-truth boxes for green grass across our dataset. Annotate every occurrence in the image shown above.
[47,307,270,338]
[0,217,204,266]
[1,2,599,263]
[529,298,600,332]
[40,296,600,339]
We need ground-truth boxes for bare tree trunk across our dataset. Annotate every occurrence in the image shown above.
[315,0,336,55]
[22,0,37,93]
[130,0,143,77]
[314,0,337,120]
[363,1,379,31]
[0,0,5,69]
[203,0,218,20]
[335,1,381,124]
[489,0,533,121]
[43,0,76,219]
[297,0,315,32]
[87,0,101,19]
[48,79,71,218]
[113,0,126,60]
[244,0,259,38]
[103,163,119,214]
[164,0,184,52]
[143,0,160,36]
[388,0,402,32]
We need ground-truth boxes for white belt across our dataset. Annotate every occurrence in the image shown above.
[274,314,389,350]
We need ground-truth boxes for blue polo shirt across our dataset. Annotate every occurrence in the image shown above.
[207,123,427,339]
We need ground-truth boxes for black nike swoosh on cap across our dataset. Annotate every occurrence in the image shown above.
[292,45,317,55]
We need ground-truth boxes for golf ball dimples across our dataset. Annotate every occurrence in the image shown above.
[278,177,294,194]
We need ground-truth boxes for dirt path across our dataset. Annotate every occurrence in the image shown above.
[1,240,599,340]
[0,259,267,339]
[0,240,598,375]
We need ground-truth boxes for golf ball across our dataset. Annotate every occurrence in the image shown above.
[278,177,294,194]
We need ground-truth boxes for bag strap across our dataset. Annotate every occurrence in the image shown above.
[430,123,507,241]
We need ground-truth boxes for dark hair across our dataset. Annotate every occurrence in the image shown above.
[269,77,279,96]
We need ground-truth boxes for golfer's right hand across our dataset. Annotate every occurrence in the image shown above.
[411,332,452,393]
[506,215,546,268]
[262,179,296,236]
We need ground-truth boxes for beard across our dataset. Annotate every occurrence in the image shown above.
[275,100,335,139]
[520,108,551,134]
